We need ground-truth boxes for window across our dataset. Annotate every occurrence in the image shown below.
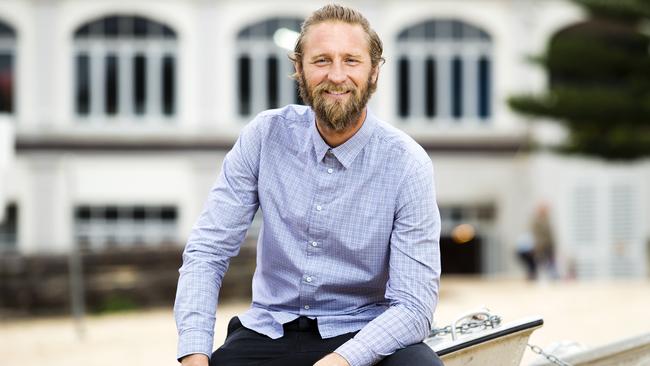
[396,19,492,123]
[237,17,303,117]
[0,20,15,114]
[73,15,177,120]
[74,204,178,250]
[0,203,18,251]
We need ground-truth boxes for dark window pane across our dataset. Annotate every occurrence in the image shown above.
[452,20,464,39]
[104,16,119,38]
[0,22,15,37]
[478,57,491,119]
[75,54,90,115]
[290,61,301,104]
[451,57,463,119]
[425,21,436,39]
[265,19,279,37]
[162,55,175,115]
[75,206,91,220]
[75,24,90,38]
[0,204,18,248]
[398,57,410,118]
[105,206,118,220]
[88,19,104,37]
[134,16,148,37]
[0,54,13,113]
[294,80,302,105]
[161,206,177,221]
[450,206,463,221]
[267,56,278,109]
[238,55,251,115]
[133,55,146,115]
[105,54,119,115]
[238,27,251,39]
[425,57,436,118]
[477,205,495,220]
[133,206,146,220]
[162,26,176,39]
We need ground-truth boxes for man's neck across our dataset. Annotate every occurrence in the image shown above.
[315,108,367,148]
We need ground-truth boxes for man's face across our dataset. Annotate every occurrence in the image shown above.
[296,21,379,132]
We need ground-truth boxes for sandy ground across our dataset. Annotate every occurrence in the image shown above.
[1,277,649,365]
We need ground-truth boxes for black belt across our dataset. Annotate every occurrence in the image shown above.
[283,316,318,331]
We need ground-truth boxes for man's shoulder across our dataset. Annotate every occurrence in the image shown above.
[241,105,312,152]
[371,116,431,168]
[251,104,312,129]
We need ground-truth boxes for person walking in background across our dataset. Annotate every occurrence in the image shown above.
[174,4,443,366]
[531,203,558,280]
[516,231,537,281]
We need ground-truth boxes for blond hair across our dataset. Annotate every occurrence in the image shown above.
[290,4,385,71]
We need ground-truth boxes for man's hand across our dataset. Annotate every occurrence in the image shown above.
[314,352,350,366]
[180,353,209,366]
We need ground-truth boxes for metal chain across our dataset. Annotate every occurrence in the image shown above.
[429,315,502,337]
[527,343,573,366]
[430,317,573,366]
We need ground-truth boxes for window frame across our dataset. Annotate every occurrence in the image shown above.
[72,15,178,123]
[395,19,493,126]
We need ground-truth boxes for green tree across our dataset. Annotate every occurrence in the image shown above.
[508,0,650,160]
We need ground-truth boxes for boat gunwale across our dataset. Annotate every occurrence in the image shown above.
[428,316,544,356]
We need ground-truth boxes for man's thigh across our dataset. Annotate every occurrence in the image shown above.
[376,342,443,366]
[210,317,355,366]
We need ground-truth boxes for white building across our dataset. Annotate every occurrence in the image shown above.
[0,0,648,279]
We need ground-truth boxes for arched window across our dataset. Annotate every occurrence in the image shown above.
[0,20,15,114]
[236,17,303,117]
[74,15,177,120]
[396,19,492,123]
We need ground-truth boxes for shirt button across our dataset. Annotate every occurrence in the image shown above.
[327,168,333,174]
[305,276,312,283]
[316,205,322,211]
[304,305,310,310]
[311,241,318,247]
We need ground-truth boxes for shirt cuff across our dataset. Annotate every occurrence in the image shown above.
[335,338,378,366]
[177,329,214,362]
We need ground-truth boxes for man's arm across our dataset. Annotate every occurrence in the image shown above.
[333,161,441,366]
[173,120,262,362]
[180,354,209,366]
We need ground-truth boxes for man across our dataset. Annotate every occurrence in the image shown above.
[174,4,442,366]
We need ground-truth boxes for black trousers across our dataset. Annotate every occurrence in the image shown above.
[210,316,444,366]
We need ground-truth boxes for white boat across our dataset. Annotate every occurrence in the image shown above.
[424,309,650,366]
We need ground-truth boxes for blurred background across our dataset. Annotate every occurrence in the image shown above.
[0,0,649,365]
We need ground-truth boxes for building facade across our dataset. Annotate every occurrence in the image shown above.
[0,0,648,279]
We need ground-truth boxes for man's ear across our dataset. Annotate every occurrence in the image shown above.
[293,59,302,75]
[371,64,380,84]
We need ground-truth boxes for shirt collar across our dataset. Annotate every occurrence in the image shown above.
[310,108,377,169]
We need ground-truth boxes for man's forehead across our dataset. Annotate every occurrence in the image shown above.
[302,21,369,55]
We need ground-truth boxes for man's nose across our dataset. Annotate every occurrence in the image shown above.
[327,62,347,84]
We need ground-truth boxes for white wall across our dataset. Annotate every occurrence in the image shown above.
[6,0,646,279]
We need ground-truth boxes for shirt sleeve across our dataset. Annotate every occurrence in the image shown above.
[335,161,441,366]
[173,119,262,361]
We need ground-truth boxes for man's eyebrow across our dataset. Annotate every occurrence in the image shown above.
[308,53,364,60]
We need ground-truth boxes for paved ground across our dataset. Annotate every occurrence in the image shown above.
[2,277,649,365]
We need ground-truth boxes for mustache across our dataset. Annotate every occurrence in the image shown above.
[313,81,356,95]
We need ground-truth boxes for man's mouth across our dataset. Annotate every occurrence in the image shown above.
[324,90,351,97]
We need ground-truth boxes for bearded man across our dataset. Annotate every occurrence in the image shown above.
[174,4,443,366]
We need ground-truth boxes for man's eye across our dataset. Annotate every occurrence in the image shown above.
[314,59,328,65]
[346,59,360,65]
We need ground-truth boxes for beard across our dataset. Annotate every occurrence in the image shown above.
[298,71,376,132]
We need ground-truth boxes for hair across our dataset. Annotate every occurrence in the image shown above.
[290,4,385,74]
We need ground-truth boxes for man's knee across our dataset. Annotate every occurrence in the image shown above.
[377,342,443,366]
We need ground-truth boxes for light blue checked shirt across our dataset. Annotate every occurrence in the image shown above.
[174,105,441,366]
